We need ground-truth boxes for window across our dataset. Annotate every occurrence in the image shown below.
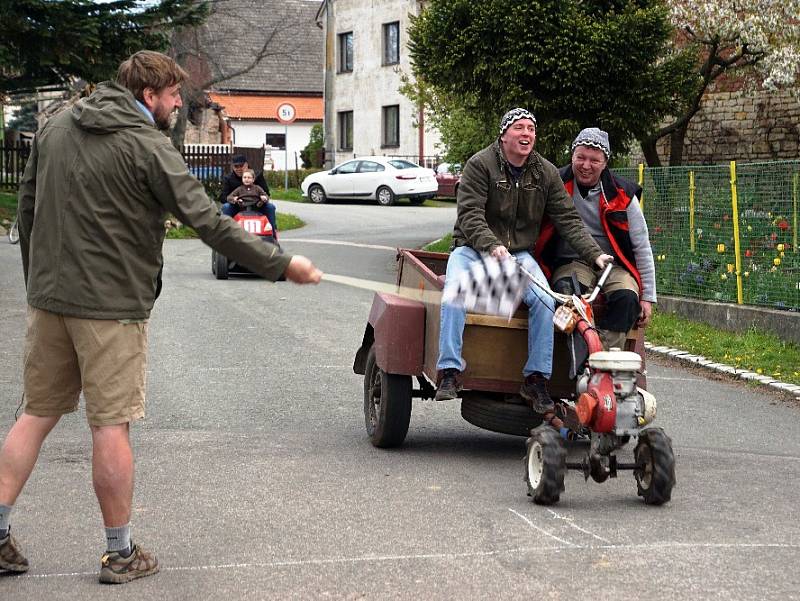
[338,111,353,150]
[382,22,400,65]
[358,161,385,173]
[265,133,285,149]
[389,159,419,170]
[382,105,400,148]
[336,160,359,174]
[338,32,353,72]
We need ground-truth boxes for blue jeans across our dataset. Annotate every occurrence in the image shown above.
[222,202,278,236]
[437,246,556,378]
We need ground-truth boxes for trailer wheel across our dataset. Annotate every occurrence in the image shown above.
[525,425,567,505]
[363,347,412,448]
[461,395,543,436]
[634,428,676,505]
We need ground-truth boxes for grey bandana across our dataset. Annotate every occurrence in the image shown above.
[571,127,611,159]
[499,108,536,136]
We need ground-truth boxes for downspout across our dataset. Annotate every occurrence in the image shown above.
[318,0,336,169]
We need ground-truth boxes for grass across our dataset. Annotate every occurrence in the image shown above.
[166,210,305,239]
[424,232,453,252]
[0,190,17,221]
[648,310,800,385]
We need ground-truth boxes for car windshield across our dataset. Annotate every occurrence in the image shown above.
[388,160,420,170]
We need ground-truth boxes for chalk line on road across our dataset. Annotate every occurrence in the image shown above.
[280,238,396,251]
[508,508,578,546]
[545,508,611,543]
[19,540,800,580]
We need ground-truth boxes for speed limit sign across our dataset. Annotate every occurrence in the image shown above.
[277,102,297,124]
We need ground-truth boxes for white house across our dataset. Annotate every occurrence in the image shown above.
[317,0,442,168]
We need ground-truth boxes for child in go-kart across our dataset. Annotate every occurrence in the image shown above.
[225,169,270,211]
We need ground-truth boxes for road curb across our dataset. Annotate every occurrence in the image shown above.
[645,342,800,400]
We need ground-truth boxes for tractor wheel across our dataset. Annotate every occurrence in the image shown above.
[363,347,412,448]
[525,425,567,505]
[213,250,229,280]
[634,428,676,505]
[461,395,543,436]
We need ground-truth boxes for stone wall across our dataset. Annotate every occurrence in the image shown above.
[657,88,800,164]
[184,106,226,145]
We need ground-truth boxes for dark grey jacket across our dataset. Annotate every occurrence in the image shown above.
[18,82,290,319]
[453,140,602,265]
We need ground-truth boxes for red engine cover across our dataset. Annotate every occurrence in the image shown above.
[584,372,617,433]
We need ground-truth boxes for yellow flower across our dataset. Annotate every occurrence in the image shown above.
[744,271,750,277]
[774,257,781,266]
[720,274,727,280]
[717,244,726,253]
[727,263,734,273]
[756,368,763,374]
[780,251,785,258]
[777,243,785,252]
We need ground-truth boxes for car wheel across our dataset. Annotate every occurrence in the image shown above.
[308,184,327,204]
[376,186,396,206]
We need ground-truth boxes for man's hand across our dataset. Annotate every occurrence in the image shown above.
[595,253,614,269]
[232,196,242,205]
[490,245,510,260]
[284,255,322,284]
[638,300,653,328]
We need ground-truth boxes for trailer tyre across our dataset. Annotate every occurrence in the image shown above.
[460,395,543,436]
[634,428,676,505]
[363,347,412,448]
[525,425,567,505]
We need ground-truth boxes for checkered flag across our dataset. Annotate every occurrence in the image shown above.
[441,255,528,320]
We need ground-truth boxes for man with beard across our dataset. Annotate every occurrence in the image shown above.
[436,108,612,413]
[0,50,321,584]
[220,154,278,240]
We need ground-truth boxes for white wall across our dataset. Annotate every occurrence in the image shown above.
[228,120,320,171]
[326,0,443,167]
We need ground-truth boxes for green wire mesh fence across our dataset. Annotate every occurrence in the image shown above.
[616,160,799,312]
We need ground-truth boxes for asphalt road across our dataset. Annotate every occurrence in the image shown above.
[1,199,799,600]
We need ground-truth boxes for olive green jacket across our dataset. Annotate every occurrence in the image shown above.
[453,140,602,264]
[17,82,291,320]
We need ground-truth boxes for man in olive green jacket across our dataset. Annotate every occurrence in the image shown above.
[436,108,612,411]
[0,51,320,584]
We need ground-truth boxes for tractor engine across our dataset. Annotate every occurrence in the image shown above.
[575,350,656,436]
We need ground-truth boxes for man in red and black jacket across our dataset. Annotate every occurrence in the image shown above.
[535,128,656,350]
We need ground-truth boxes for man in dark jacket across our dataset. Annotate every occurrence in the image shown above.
[537,127,656,350]
[220,154,278,238]
[0,51,320,584]
[436,108,612,412]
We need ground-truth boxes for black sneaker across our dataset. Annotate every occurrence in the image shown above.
[520,373,555,414]
[435,368,462,401]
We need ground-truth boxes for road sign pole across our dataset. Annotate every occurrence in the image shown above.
[285,123,289,191]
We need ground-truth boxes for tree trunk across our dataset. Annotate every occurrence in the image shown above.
[639,137,662,168]
[668,124,688,166]
[170,101,190,150]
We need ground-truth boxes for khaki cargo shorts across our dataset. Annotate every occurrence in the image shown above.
[551,260,639,297]
[23,306,148,426]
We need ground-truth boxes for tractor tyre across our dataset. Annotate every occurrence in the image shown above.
[634,428,676,505]
[363,347,412,448]
[525,425,567,505]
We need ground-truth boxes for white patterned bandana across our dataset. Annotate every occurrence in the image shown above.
[499,108,536,136]
[571,127,611,159]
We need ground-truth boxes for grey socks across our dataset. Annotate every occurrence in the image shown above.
[105,523,132,555]
[0,503,11,540]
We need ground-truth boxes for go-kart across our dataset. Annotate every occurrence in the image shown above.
[212,199,277,280]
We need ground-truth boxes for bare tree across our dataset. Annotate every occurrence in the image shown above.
[168,0,318,148]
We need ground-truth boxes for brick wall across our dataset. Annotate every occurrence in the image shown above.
[184,107,226,145]
[657,88,800,164]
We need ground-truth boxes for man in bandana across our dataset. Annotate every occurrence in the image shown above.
[435,109,612,412]
[537,127,656,350]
